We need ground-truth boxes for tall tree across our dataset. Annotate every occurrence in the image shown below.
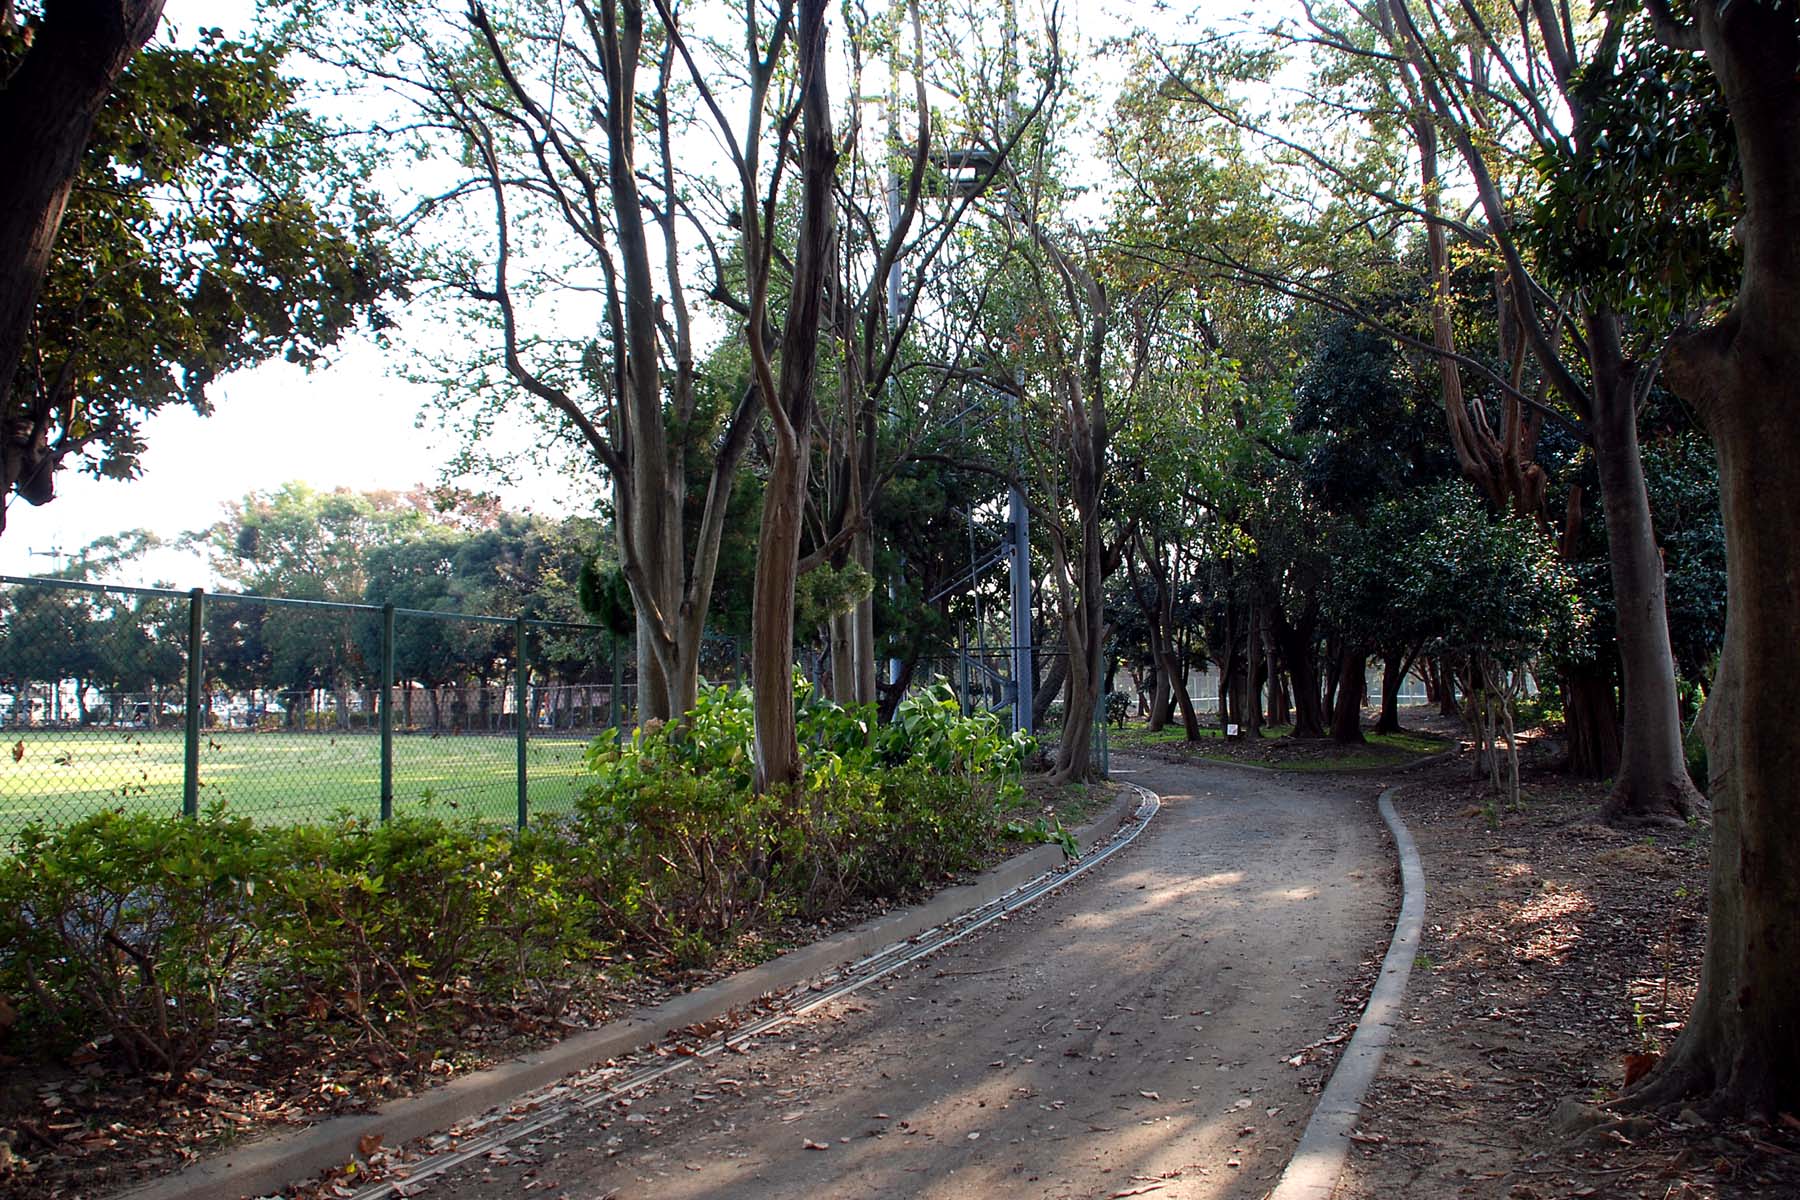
[1630,0,1800,1117]
[0,0,164,527]
[5,27,399,527]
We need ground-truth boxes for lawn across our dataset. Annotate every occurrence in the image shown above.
[1110,720,1451,771]
[0,728,600,834]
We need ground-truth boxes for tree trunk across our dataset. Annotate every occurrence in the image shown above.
[1587,315,1704,823]
[751,445,809,787]
[1052,601,1102,782]
[852,529,878,705]
[1244,594,1263,739]
[1275,605,1327,739]
[1636,0,1800,1118]
[1561,661,1621,778]
[828,607,855,704]
[1148,656,1171,731]
[1433,657,1460,717]
[1374,652,1405,735]
[748,0,835,792]
[1331,648,1366,744]
[0,0,167,526]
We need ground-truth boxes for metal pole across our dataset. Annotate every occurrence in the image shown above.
[182,588,204,818]
[957,622,971,716]
[1009,376,1034,735]
[380,604,395,823]
[515,617,529,830]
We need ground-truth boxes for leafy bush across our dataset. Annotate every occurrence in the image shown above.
[0,809,266,1075]
[263,817,594,1042]
[570,680,1035,959]
[0,682,1046,1073]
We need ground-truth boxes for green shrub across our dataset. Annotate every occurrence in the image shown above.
[1684,727,1709,792]
[566,769,784,960]
[263,816,593,1040]
[0,682,1046,1074]
[0,809,267,1075]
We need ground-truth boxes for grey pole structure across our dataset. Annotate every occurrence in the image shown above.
[379,603,395,823]
[1008,376,1033,735]
[182,588,204,818]
[885,158,905,690]
[1009,481,1033,735]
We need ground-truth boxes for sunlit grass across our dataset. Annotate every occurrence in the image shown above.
[1108,719,1451,771]
[0,728,597,834]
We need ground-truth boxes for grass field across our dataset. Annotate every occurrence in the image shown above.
[0,728,602,834]
[1110,720,1451,771]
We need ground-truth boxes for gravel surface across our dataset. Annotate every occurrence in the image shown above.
[414,757,1395,1200]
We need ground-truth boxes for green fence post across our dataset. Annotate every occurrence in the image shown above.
[380,603,395,822]
[516,616,529,830]
[183,587,204,818]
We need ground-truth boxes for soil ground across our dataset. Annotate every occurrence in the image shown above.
[1334,717,1800,1200]
[355,757,1394,1200]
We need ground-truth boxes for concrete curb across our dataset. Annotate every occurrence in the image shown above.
[1267,786,1426,1200]
[113,788,1142,1200]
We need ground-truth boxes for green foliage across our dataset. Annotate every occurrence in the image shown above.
[1526,22,1739,325]
[577,561,636,639]
[584,681,1034,804]
[263,817,594,1042]
[571,680,1037,958]
[7,27,403,500]
[1643,432,1726,685]
[0,809,266,1074]
[1401,485,1589,667]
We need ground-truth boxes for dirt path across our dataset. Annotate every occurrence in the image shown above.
[417,759,1394,1200]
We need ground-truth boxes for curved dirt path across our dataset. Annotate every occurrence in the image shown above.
[424,758,1393,1200]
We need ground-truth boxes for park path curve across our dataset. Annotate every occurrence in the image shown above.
[418,757,1393,1200]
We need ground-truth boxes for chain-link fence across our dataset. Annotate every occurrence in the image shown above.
[0,575,633,834]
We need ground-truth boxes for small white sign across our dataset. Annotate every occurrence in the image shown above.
[1226,723,1240,737]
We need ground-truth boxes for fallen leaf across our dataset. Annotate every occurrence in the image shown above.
[1623,1051,1659,1088]
[803,1139,829,1151]
[357,1132,384,1159]
[1139,1090,1161,1101]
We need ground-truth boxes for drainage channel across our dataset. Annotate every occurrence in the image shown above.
[344,783,1161,1200]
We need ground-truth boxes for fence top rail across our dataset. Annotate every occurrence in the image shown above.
[0,574,608,635]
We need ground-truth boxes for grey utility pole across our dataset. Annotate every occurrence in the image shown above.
[1008,378,1033,735]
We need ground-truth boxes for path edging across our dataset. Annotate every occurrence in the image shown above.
[1267,785,1427,1200]
[110,787,1142,1200]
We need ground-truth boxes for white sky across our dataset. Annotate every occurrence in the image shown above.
[0,0,1258,590]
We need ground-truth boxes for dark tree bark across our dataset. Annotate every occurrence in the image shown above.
[1127,534,1200,740]
[0,0,166,527]
[1278,616,1328,740]
[1331,647,1366,744]
[1561,662,1622,778]
[748,0,836,791]
[1374,650,1408,735]
[1635,0,1800,1118]
[1587,315,1704,823]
